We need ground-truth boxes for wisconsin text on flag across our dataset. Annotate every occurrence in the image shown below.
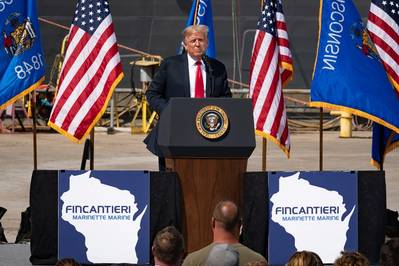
[310,0,399,134]
[48,0,123,142]
[367,0,399,168]
[249,0,293,157]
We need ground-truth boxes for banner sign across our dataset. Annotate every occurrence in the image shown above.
[58,170,150,264]
[268,171,358,264]
[0,0,45,109]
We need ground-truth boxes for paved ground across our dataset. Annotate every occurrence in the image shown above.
[0,128,398,243]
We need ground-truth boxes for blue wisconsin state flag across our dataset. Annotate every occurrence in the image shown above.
[0,0,45,109]
[310,0,399,133]
[181,0,215,57]
[371,123,399,169]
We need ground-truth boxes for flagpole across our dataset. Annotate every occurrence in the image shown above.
[379,126,384,171]
[259,0,266,172]
[31,92,38,170]
[262,138,267,171]
[90,130,94,170]
[319,107,323,171]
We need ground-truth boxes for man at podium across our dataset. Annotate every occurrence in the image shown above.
[144,24,232,170]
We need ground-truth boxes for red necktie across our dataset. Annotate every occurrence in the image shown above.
[195,61,204,98]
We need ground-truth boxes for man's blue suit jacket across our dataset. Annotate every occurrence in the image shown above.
[144,53,232,156]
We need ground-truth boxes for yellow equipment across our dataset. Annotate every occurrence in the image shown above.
[130,56,160,134]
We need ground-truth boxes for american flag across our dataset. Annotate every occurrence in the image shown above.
[249,0,293,156]
[48,0,123,142]
[368,0,399,91]
[368,0,399,168]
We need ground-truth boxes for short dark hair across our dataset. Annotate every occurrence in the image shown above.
[287,251,323,266]
[334,251,370,266]
[212,200,240,231]
[380,238,399,266]
[152,226,184,265]
[55,258,81,266]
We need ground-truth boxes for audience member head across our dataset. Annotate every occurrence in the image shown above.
[380,238,399,266]
[152,226,184,266]
[182,25,209,60]
[333,251,370,266]
[245,260,268,266]
[212,200,241,234]
[206,243,239,266]
[286,250,323,266]
[55,258,81,266]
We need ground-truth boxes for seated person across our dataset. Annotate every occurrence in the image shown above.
[37,91,53,121]
[286,250,323,266]
[152,226,185,266]
[206,243,239,266]
[183,200,266,266]
[333,251,370,266]
[380,238,399,266]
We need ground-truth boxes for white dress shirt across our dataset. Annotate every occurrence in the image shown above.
[187,54,206,98]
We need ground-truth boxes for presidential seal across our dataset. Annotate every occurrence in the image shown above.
[196,105,229,139]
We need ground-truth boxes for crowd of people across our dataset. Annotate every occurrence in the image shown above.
[55,200,399,266]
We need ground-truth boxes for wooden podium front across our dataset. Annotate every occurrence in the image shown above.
[158,98,255,253]
[165,158,247,252]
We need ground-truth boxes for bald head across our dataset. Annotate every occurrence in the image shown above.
[212,201,240,232]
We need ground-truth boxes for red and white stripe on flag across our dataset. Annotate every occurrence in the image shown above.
[368,0,399,91]
[249,0,293,157]
[48,0,123,142]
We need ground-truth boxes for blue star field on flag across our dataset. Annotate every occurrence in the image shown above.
[256,0,281,36]
[73,0,110,34]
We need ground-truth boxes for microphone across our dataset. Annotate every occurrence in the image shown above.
[202,54,213,74]
[202,54,215,96]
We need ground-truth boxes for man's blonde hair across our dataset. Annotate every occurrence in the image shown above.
[182,25,209,42]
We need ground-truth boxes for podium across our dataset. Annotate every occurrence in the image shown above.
[158,98,255,252]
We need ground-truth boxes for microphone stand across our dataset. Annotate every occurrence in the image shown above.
[202,55,214,96]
